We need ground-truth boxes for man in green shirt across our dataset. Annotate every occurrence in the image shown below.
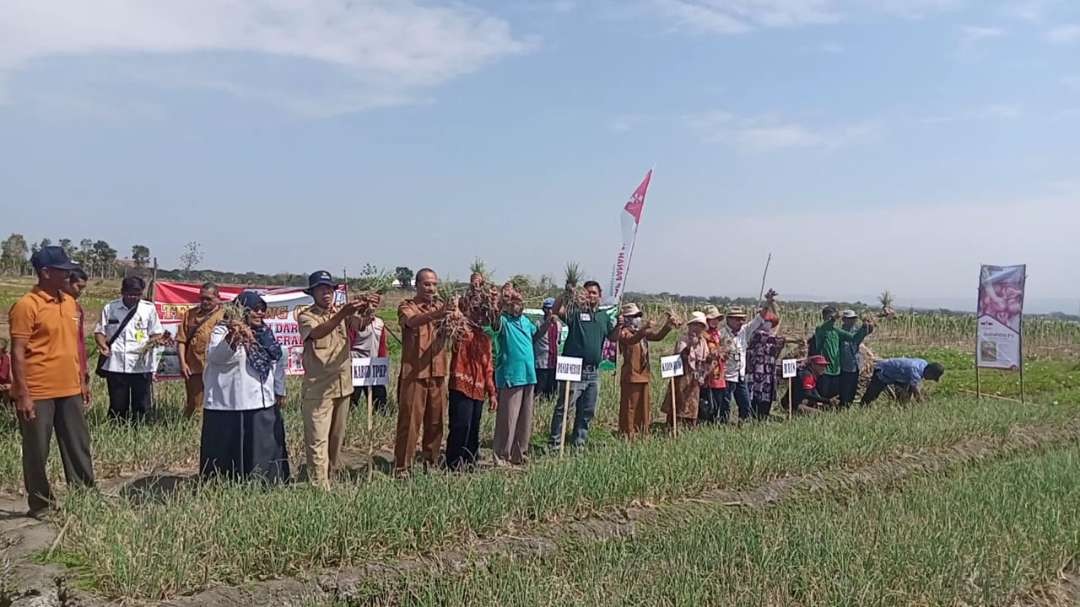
[813,305,872,402]
[548,280,617,449]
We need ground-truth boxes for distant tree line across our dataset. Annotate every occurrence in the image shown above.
[1,233,156,279]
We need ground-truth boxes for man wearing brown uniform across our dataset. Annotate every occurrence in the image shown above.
[297,271,368,489]
[8,246,94,517]
[614,303,676,439]
[177,282,224,418]
[395,268,451,472]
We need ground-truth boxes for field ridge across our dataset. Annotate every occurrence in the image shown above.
[138,419,1080,607]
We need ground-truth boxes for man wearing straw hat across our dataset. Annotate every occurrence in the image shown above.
[698,305,728,425]
[717,303,767,423]
[614,302,676,439]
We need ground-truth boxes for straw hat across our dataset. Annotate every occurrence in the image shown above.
[621,303,643,317]
[687,311,708,326]
[725,306,748,319]
[704,305,722,320]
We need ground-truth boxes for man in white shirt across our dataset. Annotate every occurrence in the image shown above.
[94,276,165,422]
[719,305,764,423]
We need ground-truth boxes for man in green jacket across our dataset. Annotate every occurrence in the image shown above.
[813,306,873,402]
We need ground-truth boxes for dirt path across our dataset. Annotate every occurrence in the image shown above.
[4,421,1080,606]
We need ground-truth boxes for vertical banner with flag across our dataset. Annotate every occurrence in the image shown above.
[976,264,1026,370]
[606,169,652,306]
[600,170,653,371]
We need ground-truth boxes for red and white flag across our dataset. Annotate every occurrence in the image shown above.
[606,169,652,305]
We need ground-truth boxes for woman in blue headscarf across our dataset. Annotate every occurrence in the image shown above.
[199,291,290,482]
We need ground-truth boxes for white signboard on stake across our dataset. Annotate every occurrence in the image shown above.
[660,354,684,379]
[556,356,583,382]
[782,359,798,379]
[352,356,390,387]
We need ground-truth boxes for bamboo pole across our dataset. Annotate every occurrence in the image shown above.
[757,252,773,304]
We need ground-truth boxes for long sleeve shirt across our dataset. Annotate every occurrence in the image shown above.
[814,320,870,377]
[203,325,285,412]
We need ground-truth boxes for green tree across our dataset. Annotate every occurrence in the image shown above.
[132,244,151,268]
[58,238,75,258]
[395,266,413,288]
[92,240,118,278]
[74,239,94,270]
[0,233,29,274]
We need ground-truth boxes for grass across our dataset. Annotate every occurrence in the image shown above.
[48,395,1080,599]
[1,275,1077,602]
[342,442,1080,606]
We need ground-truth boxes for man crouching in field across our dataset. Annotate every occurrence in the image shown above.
[395,268,451,473]
[861,358,944,406]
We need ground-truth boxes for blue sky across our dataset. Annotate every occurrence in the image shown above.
[1,0,1078,312]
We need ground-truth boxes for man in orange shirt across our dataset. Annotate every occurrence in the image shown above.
[395,268,451,472]
[8,246,94,517]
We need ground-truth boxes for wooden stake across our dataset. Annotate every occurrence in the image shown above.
[670,377,678,438]
[975,277,982,400]
[367,387,374,482]
[1019,334,1026,405]
[787,377,793,420]
[559,380,571,458]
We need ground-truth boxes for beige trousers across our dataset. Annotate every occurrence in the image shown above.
[302,395,350,489]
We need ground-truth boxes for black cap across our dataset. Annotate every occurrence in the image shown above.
[305,270,335,293]
[31,246,79,272]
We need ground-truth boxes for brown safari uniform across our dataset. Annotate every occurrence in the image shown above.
[617,323,673,438]
[297,304,353,488]
[395,298,448,471]
[176,304,224,416]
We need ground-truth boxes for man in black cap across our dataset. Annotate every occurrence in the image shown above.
[8,246,94,517]
[296,271,376,488]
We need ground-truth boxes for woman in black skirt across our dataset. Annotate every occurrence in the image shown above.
[200,291,290,483]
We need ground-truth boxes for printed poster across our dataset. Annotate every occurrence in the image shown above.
[976,264,1026,370]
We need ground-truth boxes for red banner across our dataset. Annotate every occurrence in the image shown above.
[153,280,344,379]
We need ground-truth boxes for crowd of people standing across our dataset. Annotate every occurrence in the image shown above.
[4,246,945,516]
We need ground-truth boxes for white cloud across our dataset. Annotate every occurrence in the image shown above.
[647,0,961,34]
[999,0,1061,23]
[959,25,1005,44]
[920,104,1022,124]
[0,0,531,115]
[1046,24,1080,44]
[610,114,650,133]
[685,110,878,150]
